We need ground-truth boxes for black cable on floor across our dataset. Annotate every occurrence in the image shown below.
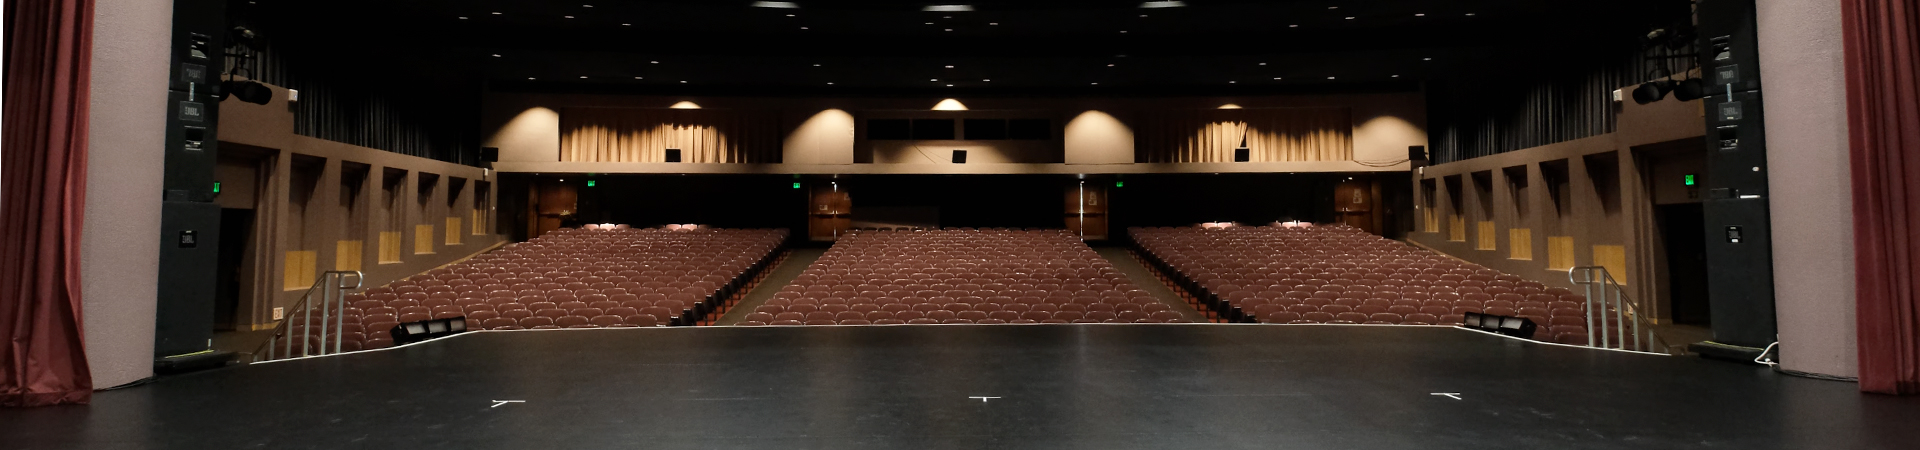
[96,376,156,392]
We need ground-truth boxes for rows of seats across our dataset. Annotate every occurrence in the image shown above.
[746,228,1184,326]
[278,227,786,353]
[1130,224,1607,345]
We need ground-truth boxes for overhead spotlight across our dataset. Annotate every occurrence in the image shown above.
[1632,80,1674,104]
[220,79,272,105]
[750,1,799,8]
[1139,1,1186,7]
[1672,78,1706,101]
[923,5,973,12]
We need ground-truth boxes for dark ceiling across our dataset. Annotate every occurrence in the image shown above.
[245,0,1691,96]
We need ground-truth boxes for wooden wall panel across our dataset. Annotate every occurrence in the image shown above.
[334,240,363,271]
[1509,228,1533,260]
[283,251,317,290]
[1448,215,1467,242]
[1476,221,1498,250]
[414,225,435,255]
[1593,244,1628,285]
[445,217,463,245]
[1547,236,1577,270]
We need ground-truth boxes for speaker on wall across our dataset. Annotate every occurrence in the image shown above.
[479,147,499,163]
[1408,145,1428,162]
[1233,147,1250,162]
[665,148,682,162]
[952,150,967,164]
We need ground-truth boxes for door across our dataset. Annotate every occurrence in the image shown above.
[215,208,253,332]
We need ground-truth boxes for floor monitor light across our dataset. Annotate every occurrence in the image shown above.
[390,317,469,345]
[1461,311,1537,339]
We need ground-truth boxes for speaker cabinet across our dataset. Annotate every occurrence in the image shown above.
[1703,89,1769,197]
[1408,145,1428,162]
[1233,147,1250,162]
[155,201,221,357]
[163,90,218,202]
[1702,197,1777,347]
[665,148,682,162]
[1698,0,1763,92]
[952,150,967,164]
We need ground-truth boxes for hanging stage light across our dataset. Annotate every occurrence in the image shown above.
[1632,80,1673,105]
[1672,78,1707,101]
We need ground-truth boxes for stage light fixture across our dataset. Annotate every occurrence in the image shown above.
[1139,1,1186,7]
[221,79,273,105]
[1672,78,1706,101]
[1461,312,1537,339]
[1631,81,1672,104]
[751,1,799,8]
[923,5,973,12]
[389,317,469,345]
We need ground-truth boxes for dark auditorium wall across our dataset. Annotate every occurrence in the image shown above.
[1410,91,1703,324]
[218,83,505,331]
[227,1,485,165]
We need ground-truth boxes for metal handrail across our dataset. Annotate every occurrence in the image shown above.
[1566,266,1653,352]
[256,271,363,361]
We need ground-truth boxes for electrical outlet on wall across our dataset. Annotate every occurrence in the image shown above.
[273,307,285,320]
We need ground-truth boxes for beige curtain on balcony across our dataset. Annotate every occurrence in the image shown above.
[1137,108,1353,162]
[559,108,780,163]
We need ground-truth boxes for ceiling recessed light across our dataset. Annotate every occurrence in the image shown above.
[944,15,952,19]
[1119,30,1128,33]
[621,23,631,26]
[679,80,687,83]
[1328,6,1339,9]
[786,14,795,17]
[1289,24,1299,27]
[580,76,588,79]
[750,1,799,8]
[923,5,974,12]
[634,76,643,79]
[827,82,834,85]
[944,28,952,31]
[925,22,934,25]
[458,16,468,19]
[801,26,809,29]
[1091,82,1100,85]
[812,63,821,67]
[1465,13,1476,16]
[527,77,536,80]
[946,84,954,87]
[931,78,939,81]
[1344,16,1354,20]
[1414,13,1426,17]
[1140,14,1148,17]
[989,22,998,25]
[1423,57,1432,61]
[1327,76,1336,79]
[491,11,502,15]
[1229,81,1237,84]
[1259,62,1267,66]
[1107,63,1115,67]
[1392,75,1401,78]
[651,61,659,64]
[982,79,990,81]
[1139,1,1186,8]
[583,4,593,7]
[1273,77,1283,80]
[945,65,954,68]
[491,54,501,57]
[564,15,574,19]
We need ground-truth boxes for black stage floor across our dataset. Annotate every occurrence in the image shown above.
[5,325,1917,449]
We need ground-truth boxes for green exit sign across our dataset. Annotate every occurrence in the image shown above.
[1115,181,1124,188]
[793,182,802,189]
[587,180,596,187]
[1684,174,1696,186]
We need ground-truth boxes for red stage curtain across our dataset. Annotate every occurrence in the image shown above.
[1844,0,1920,395]
[1,0,97,406]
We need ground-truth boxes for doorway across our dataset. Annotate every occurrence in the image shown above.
[215,208,254,331]
[1657,203,1710,325]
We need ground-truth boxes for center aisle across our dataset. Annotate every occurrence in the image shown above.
[715,248,827,325]
[1093,246,1211,323]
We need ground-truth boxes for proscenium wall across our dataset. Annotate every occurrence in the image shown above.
[479,92,1426,172]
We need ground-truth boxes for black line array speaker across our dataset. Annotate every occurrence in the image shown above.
[154,0,227,361]
[1695,0,1776,349]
